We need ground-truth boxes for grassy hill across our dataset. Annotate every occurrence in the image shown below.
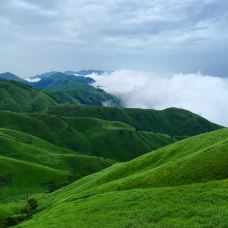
[11,128,228,228]
[47,104,222,138]
[0,75,120,114]
[0,79,57,113]
[0,128,114,203]
[32,72,120,107]
[0,111,175,161]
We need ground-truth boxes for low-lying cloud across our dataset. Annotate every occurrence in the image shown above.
[90,70,228,126]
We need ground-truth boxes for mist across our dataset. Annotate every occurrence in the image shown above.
[90,70,228,126]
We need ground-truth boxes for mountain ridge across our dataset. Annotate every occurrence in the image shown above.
[47,104,223,138]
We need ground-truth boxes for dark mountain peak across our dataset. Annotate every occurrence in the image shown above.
[31,71,60,80]
[0,72,26,83]
[64,69,105,76]
[32,72,95,90]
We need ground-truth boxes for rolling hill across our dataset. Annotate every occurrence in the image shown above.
[32,72,120,107]
[0,79,58,113]
[0,128,114,203]
[0,110,175,161]
[47,104,222,138]
[11,127,228,228]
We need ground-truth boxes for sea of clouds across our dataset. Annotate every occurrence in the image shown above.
[89,70,228,126]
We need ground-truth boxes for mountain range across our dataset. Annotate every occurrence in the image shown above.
[0,71,120,111]
[0,70,227,227]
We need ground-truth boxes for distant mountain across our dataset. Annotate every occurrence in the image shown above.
[64,69,105,76]
[0,72,26,83]
[31,71,59,80]
[0,72,120,110]
[30,70,105,81]
[32,72,120,107]
[33,72,95,89]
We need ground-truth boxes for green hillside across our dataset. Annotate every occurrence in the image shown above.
[16,180,228,228]
[33,72,120,106]
[0,128,114,202]
[11,128,228,228]
[0,79,57,113]
[0,111,175,161]
[47,104,222,138]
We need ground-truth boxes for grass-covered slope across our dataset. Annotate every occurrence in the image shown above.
[17,180,228,228]
[0,79,57,113]
[63,117,175,161]
[47,104,222,138]
[32,72,120,106]
[34,128,228,200]
[15,128,228,228]
[0,111,175,161]
[0,128,114,202]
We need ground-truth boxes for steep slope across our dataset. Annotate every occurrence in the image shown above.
[14,128,228,228]
[0,72,26,83]
[32,72,120,106]
[0,79,57,112]
[0,128,114,202]
[47,104,222,138]
[0,111,175,161]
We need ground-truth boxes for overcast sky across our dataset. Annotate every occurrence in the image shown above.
[0,0,228,77]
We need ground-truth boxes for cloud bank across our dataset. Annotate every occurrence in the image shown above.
[90,71,228,126]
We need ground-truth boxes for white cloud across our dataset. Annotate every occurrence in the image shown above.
[90,70,228,126]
